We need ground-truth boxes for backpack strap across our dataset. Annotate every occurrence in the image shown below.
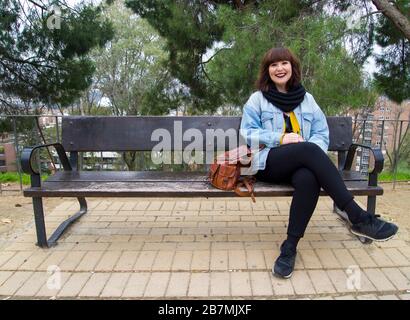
[234,176,256,203]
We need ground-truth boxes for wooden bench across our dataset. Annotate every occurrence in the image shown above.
[21,116,384,248]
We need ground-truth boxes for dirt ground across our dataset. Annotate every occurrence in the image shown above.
[0,182,409,249]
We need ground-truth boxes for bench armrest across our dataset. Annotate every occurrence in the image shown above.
[343,143,384,186]
[21,143,72,176]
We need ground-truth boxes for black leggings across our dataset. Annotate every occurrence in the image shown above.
[256,142,357,238]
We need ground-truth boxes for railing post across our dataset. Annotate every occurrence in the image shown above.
[12,116,23,191]
[359,120,366,173]
[379,120,385,151]
[55,116,60,143]
[392,120,403,190]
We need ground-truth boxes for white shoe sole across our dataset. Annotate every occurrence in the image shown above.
[350,229,397,242]
[273,272,293,279]
[272,267,293,279]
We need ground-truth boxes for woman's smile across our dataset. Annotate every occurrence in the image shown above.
[269,60,292,91]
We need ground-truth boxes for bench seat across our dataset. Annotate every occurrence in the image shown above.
[23,170,383,198]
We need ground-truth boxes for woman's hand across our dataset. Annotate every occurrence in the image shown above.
[282,133,304,144]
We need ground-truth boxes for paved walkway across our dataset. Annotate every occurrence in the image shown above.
[0,197,409,300]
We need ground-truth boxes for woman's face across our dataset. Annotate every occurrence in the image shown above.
[268,60,292,89]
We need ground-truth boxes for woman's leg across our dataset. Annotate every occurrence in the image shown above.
[257,142,398,243]
[257,154,321,249]
[257,142,398,278]
[257,164,322,278]
[257,142,364,222]
[288,168,320,239]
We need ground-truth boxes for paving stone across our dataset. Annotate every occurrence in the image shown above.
[188,273,210,297]
[209,272,230,297]
[231,271,252,297]
[165,272,190,297]
[100,273,131,298]
[79,273,111,297]
[57,273,91,298]
[0,271,33,296]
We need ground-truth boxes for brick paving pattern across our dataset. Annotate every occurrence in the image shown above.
[0,197,409,299]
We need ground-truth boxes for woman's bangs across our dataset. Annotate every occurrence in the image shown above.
[266,48,293,65]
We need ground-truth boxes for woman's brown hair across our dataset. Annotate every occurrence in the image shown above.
[255,47,302,92]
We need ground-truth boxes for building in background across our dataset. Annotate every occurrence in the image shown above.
[0,143,17,172]
[346,97,410,173]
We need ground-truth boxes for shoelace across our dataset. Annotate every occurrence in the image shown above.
[365,214,386,231]
[368,214,381,223]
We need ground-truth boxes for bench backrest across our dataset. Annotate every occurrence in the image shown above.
[61,116,352,152]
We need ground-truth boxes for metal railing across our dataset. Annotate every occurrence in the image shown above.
[0,114,409,193]
[352,118,409,189]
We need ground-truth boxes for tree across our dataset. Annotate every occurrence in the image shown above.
[82,0,185,170]
[0,0,114,113]
[398,123,410,168]
[207,2,377,115]
[125,0,229,114]
[372,0,410,41]
[383,102,410,174]
[374,0,409,104]
[125,0,375,115]
[84,0,179,117]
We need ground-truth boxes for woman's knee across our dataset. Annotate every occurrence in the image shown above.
[291,168,319,189]
[301,142,323,155]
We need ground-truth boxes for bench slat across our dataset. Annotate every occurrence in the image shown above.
[45,170,367,183]
[23,180,382,198]
[62,116,352,152]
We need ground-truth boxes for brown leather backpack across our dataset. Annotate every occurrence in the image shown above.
[208,145,262,203]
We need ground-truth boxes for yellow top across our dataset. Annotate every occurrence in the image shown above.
[280,111,301,144]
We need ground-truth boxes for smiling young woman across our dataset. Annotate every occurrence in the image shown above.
[240,47,398,279]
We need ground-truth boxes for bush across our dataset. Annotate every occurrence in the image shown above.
[379,169,410,182]
[0,172,48,185]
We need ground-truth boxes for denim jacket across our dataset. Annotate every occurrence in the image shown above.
[239,91,329,174]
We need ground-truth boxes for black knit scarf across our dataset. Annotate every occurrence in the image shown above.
[262,83,306,113]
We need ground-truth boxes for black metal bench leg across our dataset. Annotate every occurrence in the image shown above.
[33,197,48,248]
[367,195,376,215]
[32,197,88,248]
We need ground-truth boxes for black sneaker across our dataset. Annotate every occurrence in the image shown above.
[351,214,398,242]
[272,241,297,279]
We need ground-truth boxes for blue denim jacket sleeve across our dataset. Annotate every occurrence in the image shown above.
[307,96,329,153]
[240,105,282,149]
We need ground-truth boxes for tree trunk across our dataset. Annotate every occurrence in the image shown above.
[372,0,410,41]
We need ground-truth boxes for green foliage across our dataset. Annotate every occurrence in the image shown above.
[126,0,226,113]
[379,168,410,182]
[125,0,376,114]
[86,0,181,116]
[0,0,114,110]
[396,131,410,169]
[207,2,375,114]
[0,115,39,147]
[0,172,48,185]
[374,0,409,104]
